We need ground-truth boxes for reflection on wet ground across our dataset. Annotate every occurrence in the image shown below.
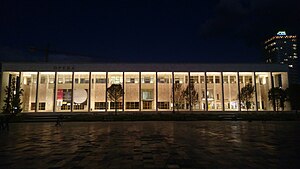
[0,121,299,169]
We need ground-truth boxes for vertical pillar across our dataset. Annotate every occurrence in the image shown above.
[122,72,125,112]
[213,75,216,110]
[88,72,92,112]
[0,72,4,108]
[35,72,40,112]
[237,72,241,112]
[253,72,258,111]
[139,72,141,111]
[18,72,21,85]
[270,72,276,111]
[188,72,191,111]
[7,74,12,112]
[16,72,21,113]
[53,72,57,112]
[221,72,225,111]
[228,75,231,109]
[156,72,158,112]
[105,72,108,113]
[16,76,20,96]
[172,72,175,112]
[18,72,24,111]
[204,72,208,111]
[71,72,74,112]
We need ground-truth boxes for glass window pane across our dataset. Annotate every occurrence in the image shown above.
[124,72,139,111]
[141,72,156,111]
[223,72,238,111]
[239,72,256,111]
[73,72,89,112]
[256,72,272,111]
[107,72,123,112]
[158,72,172,111]
[173,72,188,111]
[190,72,205,111]
[207,72,222,111]
[21,72,37,112]
[91,72,106,112]
[37,72,55,112]
[56,72,72,112]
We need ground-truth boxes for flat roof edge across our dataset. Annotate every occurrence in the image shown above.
[0,63,289,72]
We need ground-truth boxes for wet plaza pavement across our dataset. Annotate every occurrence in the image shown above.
[0,121,300,169]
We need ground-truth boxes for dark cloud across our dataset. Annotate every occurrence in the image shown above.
[200,0,300,45]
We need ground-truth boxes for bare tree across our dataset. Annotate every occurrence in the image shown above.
[239,83,254,111]
[183,83,198,110]
[107,84,124,114]
[268,87,288,111]
[172,82,185,112]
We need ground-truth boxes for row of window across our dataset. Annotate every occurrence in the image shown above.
[31,101,171,111]
[26,76,257,85]
[31,102,46,110]
[93,102,170,110]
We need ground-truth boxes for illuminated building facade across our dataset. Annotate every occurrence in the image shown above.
[0,63,290,113]
[264,31,298,83]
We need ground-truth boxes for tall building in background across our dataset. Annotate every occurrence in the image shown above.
[264,31,298,84]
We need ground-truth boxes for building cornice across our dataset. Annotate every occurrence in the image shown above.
[0,62,289,72]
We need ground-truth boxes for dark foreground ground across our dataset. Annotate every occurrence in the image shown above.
[5,111,300,122]
[0,121,300,169]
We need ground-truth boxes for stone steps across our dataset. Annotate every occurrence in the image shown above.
[218,114,243,120]
[22,115,70,122]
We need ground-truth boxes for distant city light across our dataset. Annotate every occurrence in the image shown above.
[277,31,286,36]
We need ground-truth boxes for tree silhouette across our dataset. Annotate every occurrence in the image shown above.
[2,75,23,114]
[183,83,198,110]
[172,82,185,112]
[239,83,255,111]
[107,84,124,114]
[268,87,288,111]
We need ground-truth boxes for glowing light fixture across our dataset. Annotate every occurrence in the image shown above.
[277,31,286,36]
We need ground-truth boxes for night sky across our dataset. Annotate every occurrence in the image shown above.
[1,0,299,63]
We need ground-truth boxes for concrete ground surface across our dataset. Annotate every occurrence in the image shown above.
[0,121,299,169]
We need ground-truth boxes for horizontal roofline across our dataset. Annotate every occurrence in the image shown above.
[1,62,289,72]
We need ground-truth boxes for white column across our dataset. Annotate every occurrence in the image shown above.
[188,72,191,111]
[172,72,175,112]
[237,72,241,111]
[204,72,208,111]
[105,72,108,113]
[88,72,92,112]
[71,72,74,112]
[270,72,275,111]
[156,72,158,112]
[122,72,125,112]
[213,75,216,110]
[253,72,258,111]
[139,72,141,111]
[35,72,40,112]
[53,72,57,112]
[228,75,231,108]
[221,72,225,111]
